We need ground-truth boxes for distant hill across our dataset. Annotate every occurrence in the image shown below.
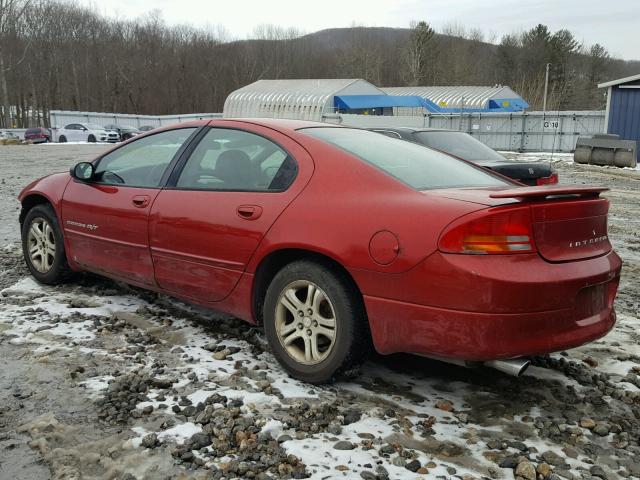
[301,27,411,50]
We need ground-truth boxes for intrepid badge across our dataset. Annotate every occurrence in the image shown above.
[569,234,607,248]
[66,220,99,231]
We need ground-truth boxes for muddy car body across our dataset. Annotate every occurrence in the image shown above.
[24,127,51,143]
[18,119,622,382]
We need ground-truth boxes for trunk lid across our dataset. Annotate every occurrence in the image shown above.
[477,161,555,185]
[431,185,612,262]
[529,198,611,262]
[425,186,521,206]
[489,185,611,262]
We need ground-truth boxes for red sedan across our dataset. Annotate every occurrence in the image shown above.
[18,119,621,382]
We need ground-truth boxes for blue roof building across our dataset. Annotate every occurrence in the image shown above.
[599,73,640,162]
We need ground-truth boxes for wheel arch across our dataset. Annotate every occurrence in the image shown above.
[251,248,364,326]
[19,193,53,227]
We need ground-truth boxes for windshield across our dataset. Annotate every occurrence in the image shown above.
[87,124,105,130]
[414,131,506,162]
[301,127,510,190]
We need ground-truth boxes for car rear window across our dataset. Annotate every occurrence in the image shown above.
[26,128,41,134]
[301,127,510,190]
[415,131,507,162]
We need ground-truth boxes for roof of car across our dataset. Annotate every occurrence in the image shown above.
[368,126,459,133]
[216,118,330,131]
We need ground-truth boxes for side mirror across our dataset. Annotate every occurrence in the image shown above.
[70,162,95,181]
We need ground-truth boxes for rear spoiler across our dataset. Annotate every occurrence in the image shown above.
[490,185,608,200]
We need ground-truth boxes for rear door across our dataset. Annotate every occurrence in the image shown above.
[62,126,199,285]
[66,124,84,142]
[149,122,313,302]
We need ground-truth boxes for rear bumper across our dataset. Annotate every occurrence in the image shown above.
[365,295,616,360]
[359,250,622,360]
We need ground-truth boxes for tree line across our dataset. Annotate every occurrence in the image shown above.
[0,0,638,128]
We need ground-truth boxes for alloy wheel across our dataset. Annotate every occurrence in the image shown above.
[27,217,56,273]
[275,280,337,365]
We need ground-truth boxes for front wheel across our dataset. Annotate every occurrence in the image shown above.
[263,260,369,383]
[21,204,72,285]
[87,134,96,143]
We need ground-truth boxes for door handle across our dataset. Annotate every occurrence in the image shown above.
[132,195,150,208]
[237,205,263,220]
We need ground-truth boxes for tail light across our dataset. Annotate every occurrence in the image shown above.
[536,172,559,185]
[439,206,536,254]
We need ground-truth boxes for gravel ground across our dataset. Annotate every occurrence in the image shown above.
[0,144,639,480]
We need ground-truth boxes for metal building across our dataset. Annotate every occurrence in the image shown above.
[223,79,386,121]
[381,85,529,112]
[599,73,640,163]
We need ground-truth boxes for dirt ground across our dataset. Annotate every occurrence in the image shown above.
[0,144,639,480]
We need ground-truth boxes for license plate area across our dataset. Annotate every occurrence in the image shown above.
[574,283,608,320]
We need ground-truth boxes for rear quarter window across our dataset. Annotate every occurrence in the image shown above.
[301,127,510,190]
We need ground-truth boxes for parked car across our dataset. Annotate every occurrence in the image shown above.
[0,130,21,144]
[56,123,119,143]
[18,120,621,383]
[103,124,141,142]
[103,126,121,143]
[369,127,558,186]
[24,127,51,143]
[138,125,156,132]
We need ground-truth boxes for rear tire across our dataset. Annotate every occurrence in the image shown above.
[58,135,67,143]
[263,260,370,383]
[21,204,72,285]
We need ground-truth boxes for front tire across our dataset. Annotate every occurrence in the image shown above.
[88,134,96,143]
[21,204,72,285]
[263,260,369,383]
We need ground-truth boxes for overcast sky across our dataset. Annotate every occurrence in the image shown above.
[83,0,639,60]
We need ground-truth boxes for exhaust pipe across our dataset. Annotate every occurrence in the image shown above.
[483,358,531,377]
[418,355,531,377]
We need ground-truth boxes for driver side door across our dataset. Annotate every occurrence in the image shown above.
[61,126,198,286]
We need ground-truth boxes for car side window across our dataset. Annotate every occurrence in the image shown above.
[176,128,297,191]
[94,127,196,187]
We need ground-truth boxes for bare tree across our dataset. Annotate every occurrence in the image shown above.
[0,2,638,126]
[0,0,30,127]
